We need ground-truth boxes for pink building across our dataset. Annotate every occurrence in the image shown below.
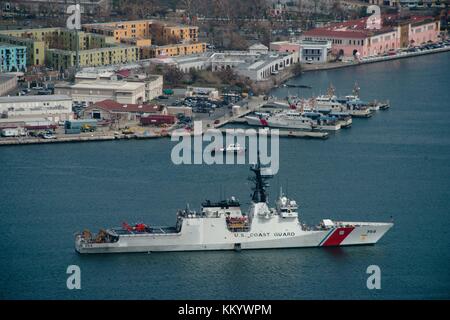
[302,15,440,59]
[270,41,300,54]
[407,17,440,46]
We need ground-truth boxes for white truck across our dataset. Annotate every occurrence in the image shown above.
[1,128,26,137]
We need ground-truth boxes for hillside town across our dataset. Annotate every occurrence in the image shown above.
[0,0,449,143]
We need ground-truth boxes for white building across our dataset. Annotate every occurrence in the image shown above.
[55,80,146,105]
[75,71,118,83]
[236,52,298,81]
[128,74,163,102]
[75,70,163,102]
[210,51,258,71]
[248,43,269,55]
[298,40,331,64]
[0,95,73,122]
[172,54,212,73]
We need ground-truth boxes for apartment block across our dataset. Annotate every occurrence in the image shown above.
[0,43,27,72]
[141,43,206,59]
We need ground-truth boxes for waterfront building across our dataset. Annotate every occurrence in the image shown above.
[405,16,440,46]
[0,43,27,72]
[0,95,73,122]
[0,74,18,96]
[270,40,331,64]
[302,14,441,58]
[299,40,332,64]
[235,51,298,81]
[75,70,163,102]
[83,99,167,122]
[168,46,299,81]
[55,80,146,105]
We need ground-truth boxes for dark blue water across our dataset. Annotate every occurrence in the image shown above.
[1,53,449,299]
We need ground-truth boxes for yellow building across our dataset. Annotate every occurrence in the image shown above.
[141,43,206,59]
[46,45,139,70]
[0,20,202,69]
[82,20,199,45]
[159,25,199,43]
[120,37,152,47]
[83,20,153,42]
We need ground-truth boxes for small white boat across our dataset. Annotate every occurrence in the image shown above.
[213,143,246,154]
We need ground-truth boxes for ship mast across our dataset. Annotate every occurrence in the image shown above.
[249,153,272,203]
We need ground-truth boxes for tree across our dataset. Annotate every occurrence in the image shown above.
[292,63,302,76]
[163,66,184,87]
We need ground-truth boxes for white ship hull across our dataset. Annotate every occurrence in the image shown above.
[76,216,393,253]
[316,123,341,131]
[245,116,313,131]
[338,117,352,128]
[349,109,372,118]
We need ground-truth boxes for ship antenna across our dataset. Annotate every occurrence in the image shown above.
[249,151,272,203]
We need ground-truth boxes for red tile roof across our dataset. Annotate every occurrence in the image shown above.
[116,69,131,78]
[303,14,433,40]
[303,29,370,39]
[92,100,163,113]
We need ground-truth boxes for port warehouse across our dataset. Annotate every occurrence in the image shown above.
[55,80,147,105]
[0,20,205,69]
[72,72,163,103]
[82,100,168,121]
[0,95,73,122]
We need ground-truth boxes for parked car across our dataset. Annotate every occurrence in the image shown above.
[42,134,57,140]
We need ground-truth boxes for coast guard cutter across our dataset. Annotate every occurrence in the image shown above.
[75,157,393,253]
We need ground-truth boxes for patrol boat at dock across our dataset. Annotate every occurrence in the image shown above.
[75,157,393,253]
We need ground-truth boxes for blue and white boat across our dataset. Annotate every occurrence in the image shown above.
[302,112,341,131]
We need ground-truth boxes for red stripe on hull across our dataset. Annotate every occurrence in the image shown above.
[322,227,355,246]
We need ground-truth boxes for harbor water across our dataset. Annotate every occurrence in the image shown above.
[1,52,449,299]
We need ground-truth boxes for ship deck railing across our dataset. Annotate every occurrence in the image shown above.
[110,226,180,235]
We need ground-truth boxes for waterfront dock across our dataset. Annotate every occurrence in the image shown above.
[301,46,450,73]
[218,128,328,139]
[0,132,163,146]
